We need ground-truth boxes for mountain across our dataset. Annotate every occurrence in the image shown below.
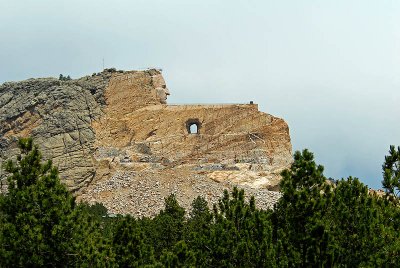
[0,68,292,216]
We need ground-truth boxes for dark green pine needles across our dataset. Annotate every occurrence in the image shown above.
[1,138,399,267]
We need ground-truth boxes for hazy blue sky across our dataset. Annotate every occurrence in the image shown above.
[1,0,399,188]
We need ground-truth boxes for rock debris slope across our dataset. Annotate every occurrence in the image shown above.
[0,69,292,216]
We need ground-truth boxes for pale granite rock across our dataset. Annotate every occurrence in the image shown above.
[1,69,292,216]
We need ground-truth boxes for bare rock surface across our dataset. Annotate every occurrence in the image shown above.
[79,167,282,217]
[1,69,292,216]
[0,71,112,190]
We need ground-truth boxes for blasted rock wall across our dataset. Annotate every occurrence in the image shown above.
[0,72,109,191]
[0,69,292,216]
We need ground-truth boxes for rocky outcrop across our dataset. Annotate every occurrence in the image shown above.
[0,69,292,216]
[0,71,116,191]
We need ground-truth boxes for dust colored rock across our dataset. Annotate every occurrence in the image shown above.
[0,69,292,216]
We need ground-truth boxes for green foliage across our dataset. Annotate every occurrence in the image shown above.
[325,177,398,266]
[189,195,211,223]
[80,202,116,240]
[160,241,196,268]
[83,202,108,218]
[59,74,72,81]
[273,149,332,267]
[112,215,155,267]
[1,139,399,266]
[69,204,116,267]
[209,188,277,267]
[273,149,400,266]
[0,138,114,267]
[0,138,77,266]
[382,145,400,200]
[151,194,186,256]
[184,196,213,265]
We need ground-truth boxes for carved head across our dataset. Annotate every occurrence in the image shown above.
[152,73,170,104]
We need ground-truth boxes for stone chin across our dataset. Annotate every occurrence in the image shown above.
[151,73,170,104]
[156,87,170,104]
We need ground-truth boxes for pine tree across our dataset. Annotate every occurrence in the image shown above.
[0,138,77,266]
[323,177,399,267]
[160,241,196,267]
[0,138,115,267]
[112,215,155,267]
[185,196,212,266]
[149,194,186,257]
[272,149,332,267]
[209,188,276,267]
[382,145,400,201]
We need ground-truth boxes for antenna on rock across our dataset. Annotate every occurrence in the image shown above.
[102,58,105,70]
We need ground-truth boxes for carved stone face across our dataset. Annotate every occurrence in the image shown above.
[152,73,170,104]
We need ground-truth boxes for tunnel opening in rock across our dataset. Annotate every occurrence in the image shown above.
[189,123,198,134]
[186,119,201,134]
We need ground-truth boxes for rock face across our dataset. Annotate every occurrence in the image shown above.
[0,69,292,216]
[0,73,111,191]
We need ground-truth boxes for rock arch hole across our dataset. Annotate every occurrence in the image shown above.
[189,124,198,134]
[186,119,201,134]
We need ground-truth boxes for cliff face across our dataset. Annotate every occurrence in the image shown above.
[0,72,112,191]
[0,69,292,216]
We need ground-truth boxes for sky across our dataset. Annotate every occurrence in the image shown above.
[0,0,399,189]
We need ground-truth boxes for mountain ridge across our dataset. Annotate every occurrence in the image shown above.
[0,68,292,216]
